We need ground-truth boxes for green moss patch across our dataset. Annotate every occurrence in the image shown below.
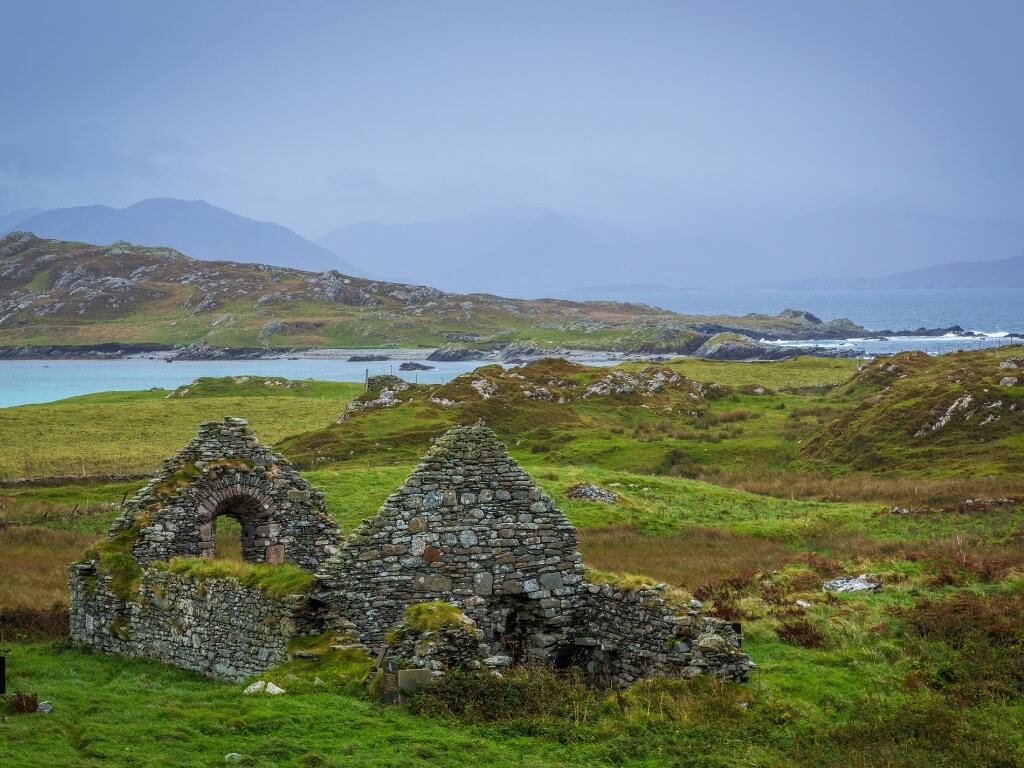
[402,601,471,633]
[154,557,314,599]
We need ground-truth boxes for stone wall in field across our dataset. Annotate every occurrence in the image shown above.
[573,584,753,684]
[314,424,588,649]
[67,562,312,682]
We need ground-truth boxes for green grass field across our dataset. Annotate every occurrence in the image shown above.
[2,355,1023,767]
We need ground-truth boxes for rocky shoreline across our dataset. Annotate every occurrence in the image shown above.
[0,340,859,363]
[0,324,1015,364]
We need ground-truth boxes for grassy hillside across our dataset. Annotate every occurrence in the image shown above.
[277,349,1022,500]
[803,349,1024,475]
[0,377,351,479]
[0,232,865,351]
[2,352,1023,767]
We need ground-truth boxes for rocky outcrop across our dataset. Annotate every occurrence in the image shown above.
[693,334,862,361]
[427,344,486,361]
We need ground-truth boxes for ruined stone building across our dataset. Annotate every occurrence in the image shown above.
[69,418,752,685]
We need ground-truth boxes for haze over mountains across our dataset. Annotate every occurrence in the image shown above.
[316,206,1024,296]
[3,198,1021,297]
[1,199,363,276]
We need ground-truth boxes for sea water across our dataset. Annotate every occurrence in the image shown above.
[0,288,1020,408]
[0,358,490,408]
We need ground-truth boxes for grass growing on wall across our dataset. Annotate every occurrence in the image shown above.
[153,558,315,599]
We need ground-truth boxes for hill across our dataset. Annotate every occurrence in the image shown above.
[277,348,1024,486]
[0,207,43,231]
[848,252,1024,289]
[319,205,1024,294]
[0,232,867,353]
[3,198,361,274]
[802,348,1024,474]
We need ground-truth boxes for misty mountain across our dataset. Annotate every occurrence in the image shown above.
[317,208,690,298]
[846,252,1024,289]
[0,208,43,231]
[4,198,364,275]
[318,206,1024,296]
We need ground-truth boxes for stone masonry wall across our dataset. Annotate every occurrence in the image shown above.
[68,561,308,682]
[108,417,340,570]
[315,425,587,650]
[69,420,754,687]
[314,424,754,685]
[572,585,753,684]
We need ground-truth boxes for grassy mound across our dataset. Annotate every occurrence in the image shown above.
[803,348,1024,474]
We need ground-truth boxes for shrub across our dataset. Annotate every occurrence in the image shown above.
[776,618,825,648]
[10,691,39,715]
[897,589,1024,703]
[0,603,69,641]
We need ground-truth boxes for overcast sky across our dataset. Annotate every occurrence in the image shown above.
[2,0,1022,240]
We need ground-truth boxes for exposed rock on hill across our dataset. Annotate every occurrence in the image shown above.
[803,347,1024,474]
[1,232,879,358]
[693,333,863,361]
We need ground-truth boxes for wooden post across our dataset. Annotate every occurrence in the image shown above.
[1,655,5,695]
[364,368,369,392]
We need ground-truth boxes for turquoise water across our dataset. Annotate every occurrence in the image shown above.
[0,288,1020,408]
[0,358,489,408]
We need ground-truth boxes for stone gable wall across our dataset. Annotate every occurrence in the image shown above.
[315,425,587,647]
[108,417,340,570]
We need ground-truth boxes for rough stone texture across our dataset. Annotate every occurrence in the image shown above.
[315,425,588,648]
[574,586,752,684]
[69,421,753,687]
[316,425,753,685]
[68,562,312,682]
[822,574,883,593]
[108,417,340,569]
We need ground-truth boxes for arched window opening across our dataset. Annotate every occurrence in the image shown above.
[199,491,276,564]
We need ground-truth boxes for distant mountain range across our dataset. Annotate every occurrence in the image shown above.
[849,252,1024,289]
[316,206,1024,296]
[316,208,674,298]
[781,252,1024,290]
[1,199,363,275]
[0,208,43,232]
[2,198,1021,294]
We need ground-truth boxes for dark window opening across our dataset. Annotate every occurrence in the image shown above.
[206,495,266,563]
[552,644,590,671]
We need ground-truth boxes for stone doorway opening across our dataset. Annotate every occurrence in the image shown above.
[214,516,244,560]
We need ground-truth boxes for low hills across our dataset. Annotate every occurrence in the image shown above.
[803,349,1024,474]
[0,232,866,354]
[277,348,1024,483]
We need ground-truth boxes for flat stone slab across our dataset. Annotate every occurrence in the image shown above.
[822,574,882,593]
